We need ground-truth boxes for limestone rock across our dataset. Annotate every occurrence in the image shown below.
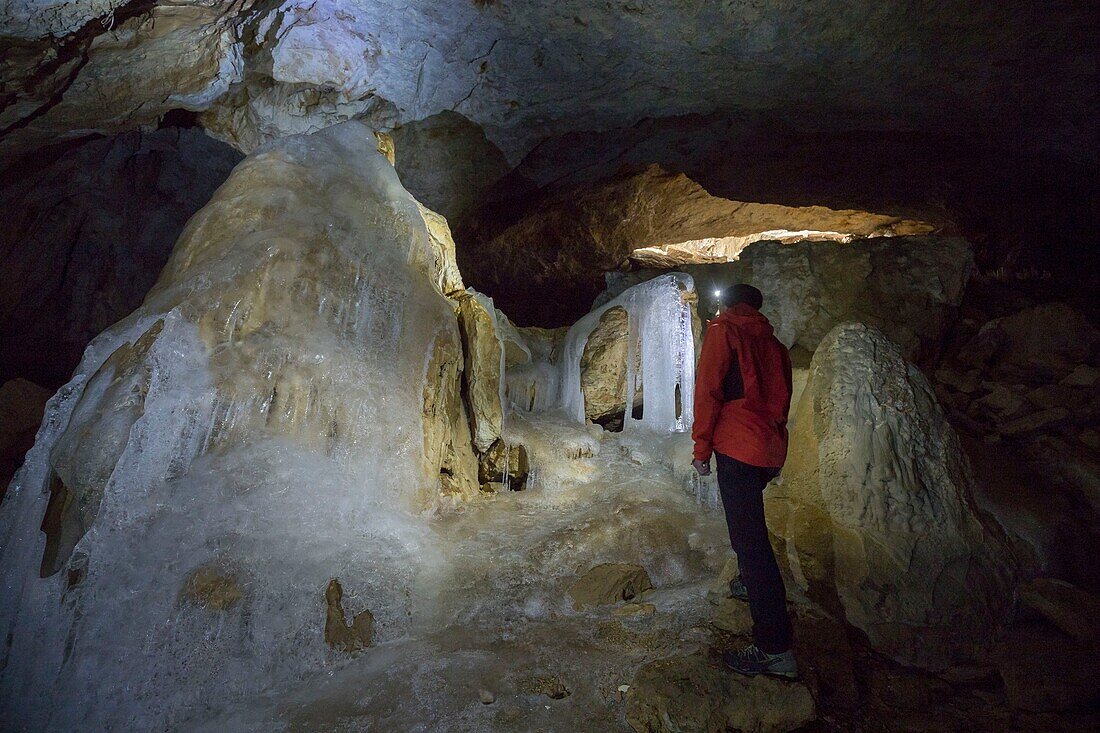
[765,323,1016,670]
[324,579,373,654]
[422,329,480,501]
[606,235,973,364]
[567,563,653,609]
[478,439,529,491]
[1,2,249,159]
[416,205,466,297]
[454,291,504,453]
[462,165,934,327]
[625,654,816,733]
[392,111,511,226]
[580,306,639,422]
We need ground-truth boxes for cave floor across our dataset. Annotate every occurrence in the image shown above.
[185,423,1096,732]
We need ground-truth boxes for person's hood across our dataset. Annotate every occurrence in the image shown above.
[715,303,774,337]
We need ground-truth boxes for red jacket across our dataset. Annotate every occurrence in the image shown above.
[692,304,793,468]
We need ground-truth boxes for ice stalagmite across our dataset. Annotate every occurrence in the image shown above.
[0,122,478,729]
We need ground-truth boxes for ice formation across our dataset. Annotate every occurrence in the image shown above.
[0,122,470,729]
[0,122,718,731]
[506,273,696,435]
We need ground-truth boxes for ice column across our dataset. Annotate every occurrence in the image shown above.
[559,273,695,433]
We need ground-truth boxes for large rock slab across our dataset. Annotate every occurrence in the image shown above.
[765,323,1017,670]
[625,654,816,733]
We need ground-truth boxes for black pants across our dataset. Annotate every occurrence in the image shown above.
[715,451,793,653]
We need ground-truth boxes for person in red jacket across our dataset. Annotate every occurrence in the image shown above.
[692,283,796,679]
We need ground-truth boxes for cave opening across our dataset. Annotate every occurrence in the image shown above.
[1,2,1098,731]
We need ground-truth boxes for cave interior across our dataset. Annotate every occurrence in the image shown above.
[0,1,1098,731]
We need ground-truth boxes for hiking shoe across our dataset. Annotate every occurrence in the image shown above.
[727,576,749,602]
[723,644,799,680]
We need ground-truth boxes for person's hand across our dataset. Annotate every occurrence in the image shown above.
[692,459,711,476]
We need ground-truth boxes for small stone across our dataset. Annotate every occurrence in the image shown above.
[999,407,1069,436]
[1060,364,1100,387]
[612,602,655,618]
[478,689,496,705]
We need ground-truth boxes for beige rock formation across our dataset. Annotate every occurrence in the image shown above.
[765,323,1016,670]
[567,563,653,609]
[477,439,529,491]
[579,306,639,422]
[577,288,701,424]
[625,654,816,733]
[454,292,503,453]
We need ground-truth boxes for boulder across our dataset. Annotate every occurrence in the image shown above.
[959,303,1100,382]
[625,654,816,733]
[579,306,641,422]
[765,323,1017,670]
[567,563,653,609]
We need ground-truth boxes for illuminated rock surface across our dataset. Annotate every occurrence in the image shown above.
[0,121,483,726]
[766,323,1018,670]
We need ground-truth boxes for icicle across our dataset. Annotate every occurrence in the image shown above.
[555,273,696,433]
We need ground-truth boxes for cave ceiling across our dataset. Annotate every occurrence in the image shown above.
[1,0,1095,168]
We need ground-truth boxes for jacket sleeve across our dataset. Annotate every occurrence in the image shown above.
[692,322,733,462]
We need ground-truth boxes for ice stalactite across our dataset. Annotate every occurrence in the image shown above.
[558,273,696,433]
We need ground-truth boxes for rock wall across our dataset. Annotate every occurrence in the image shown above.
[606,235,974,365]
[765,323,1017,670]
[0,121,482,728]
[392,111,511,228]
[460,164,934,326]
[0,128,243,386]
